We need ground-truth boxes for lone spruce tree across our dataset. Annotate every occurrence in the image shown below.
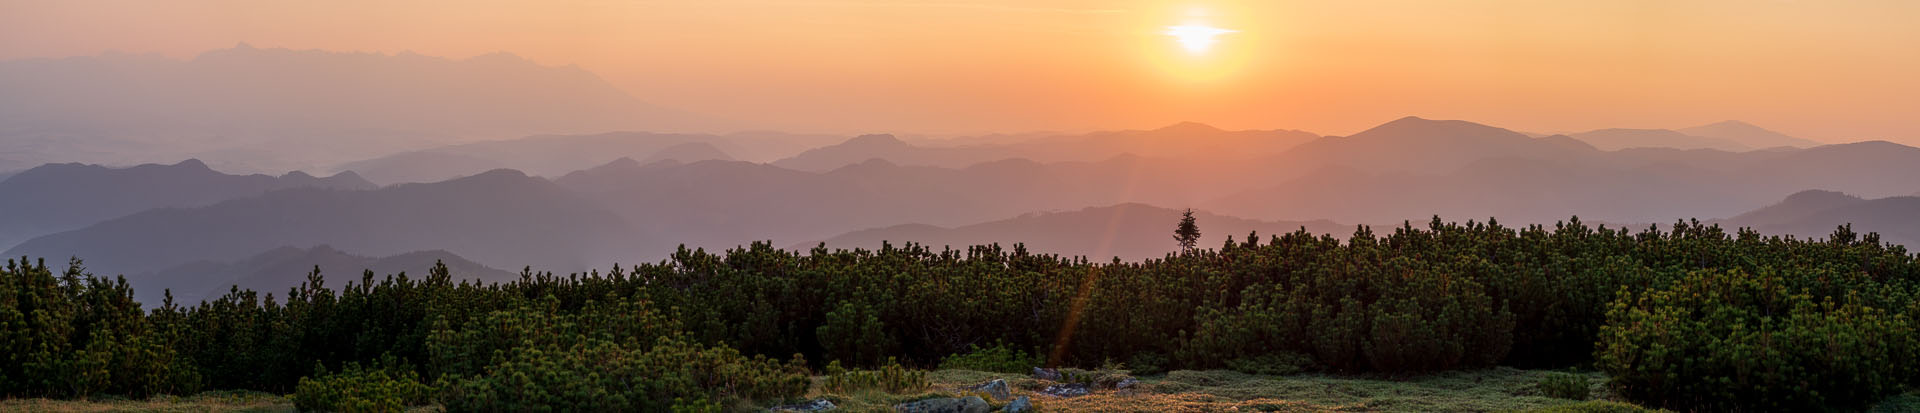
[1174,208,1201,253]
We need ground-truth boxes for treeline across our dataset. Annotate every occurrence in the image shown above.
[2,218,1917,411]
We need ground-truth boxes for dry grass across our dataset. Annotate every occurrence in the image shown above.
[0,391,446,413]
[0,391,293,413]
[917,367,1637,413]
[15,371,1911,412]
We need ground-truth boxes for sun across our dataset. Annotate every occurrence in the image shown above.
[1164,24,1237,54]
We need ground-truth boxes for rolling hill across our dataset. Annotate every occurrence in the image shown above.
[1568,128,1749,151]
[1717,190,1920,247]
[773,122,1321,172]
[0,159,374,250]
[4,169,642,279]
[1679,120,1822,148]
[331,131,838,184]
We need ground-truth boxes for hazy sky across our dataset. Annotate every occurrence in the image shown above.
[4,0,1917,142]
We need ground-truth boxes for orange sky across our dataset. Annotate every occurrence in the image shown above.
[3,0,1917,143]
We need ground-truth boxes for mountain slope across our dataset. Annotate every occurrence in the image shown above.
[802,203,1347,260]
[554,155,1262,253]
[774,123,1321,172]
[133,245,516,306]
[1569,128,1750,151]
[1207,120,1920,225]
[5,169,642,279]
[1678,121,1821,149]
[1718,190,1920,247]
[642,142,735,164]
[332,131,841,184]
[0,159,374,250]
[1273,116,1603,175]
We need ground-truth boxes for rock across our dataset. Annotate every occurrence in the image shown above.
[893,396,991,413]
[969,379,1012,401]
[1114,377,1140,390]
[1000,396,1032,413]
[1039,383,1090,398]
[1031,367,1061,381]
[770,398,837,412]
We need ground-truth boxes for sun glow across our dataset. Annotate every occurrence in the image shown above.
[1165,24,1237,54]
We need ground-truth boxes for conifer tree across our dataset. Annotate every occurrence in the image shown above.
[1174,208,1201,252]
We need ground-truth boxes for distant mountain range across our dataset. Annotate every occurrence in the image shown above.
[0,159,373,250]
[773,122,1321,172]
[330,131,841,184]
[1204,117,1920,224]
[1678,120,1822,148]
[132,245,515,306]
[1564,121,1818,152]
[0,45,707,173]
[1716,190,1920,247]
[5,169,641,279]
[802,203,1347,261]
[1569,128,1750,151]
[7,114,1913,306]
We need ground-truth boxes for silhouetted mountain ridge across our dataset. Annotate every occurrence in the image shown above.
[1569,128,1749,151]
[4,168,641,279]
[133,245,516,306]
[0,159,374,250]
[1680,120,1820,148]
[1717,190,1920,247]
[775,122,1321,172]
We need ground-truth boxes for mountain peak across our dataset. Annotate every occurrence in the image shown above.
[449,168,533,185]
[1153,121,1224,134]
[328,170,367,182]
[843,134,909,147]
[1350,116,1525,141]
[602,157,642,169]
[1702,120,1759,129]
[1782,189,1863,205]
[1678,120,1817,148]
[1536,134,1601,151]
[172,158,212,171]
[642,142,734,164]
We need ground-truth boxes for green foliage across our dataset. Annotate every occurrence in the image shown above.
[1525,400,1665,413]
[0,258,195,398]
[817,300,895,367]
[1124,352,1170,376]
[7,217,1920,411]
[823,359,929,394]
[1174,208,1202,252]
[1537,371,1589,401]
[291,357,432,413]
[1224,353,1312,376]
[1053,366,1134,389]
[438,337,809,411]
[937,342,1040,373]
[1596,267,1918,412]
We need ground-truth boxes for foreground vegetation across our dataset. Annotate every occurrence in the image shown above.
[8,368,1920,412]
[0,368,1634,412]
[3,218,1918,411]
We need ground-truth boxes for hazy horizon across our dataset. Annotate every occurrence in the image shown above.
[5,0,1917,143]
[4,3,1919,411]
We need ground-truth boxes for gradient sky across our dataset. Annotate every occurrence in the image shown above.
[4,0,1916,143]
